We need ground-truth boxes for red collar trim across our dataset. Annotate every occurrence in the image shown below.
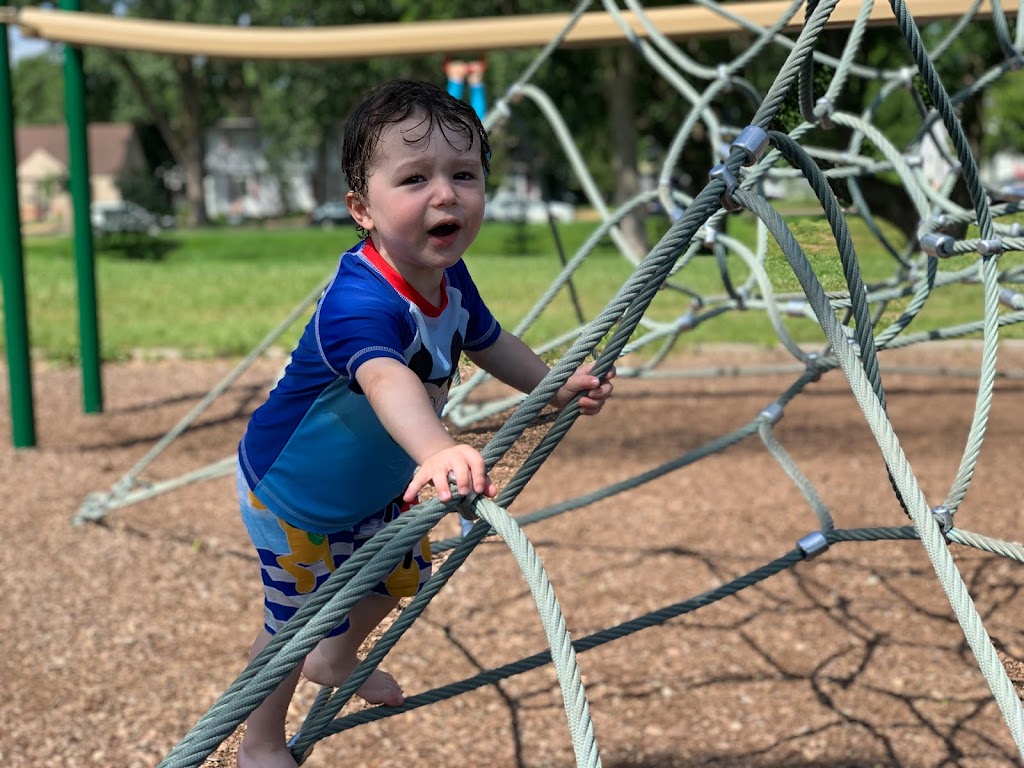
[361,239,447,317]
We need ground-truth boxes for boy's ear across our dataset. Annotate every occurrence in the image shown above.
[346,190,372,231]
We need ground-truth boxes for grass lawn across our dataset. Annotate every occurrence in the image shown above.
[3,213,1022,364]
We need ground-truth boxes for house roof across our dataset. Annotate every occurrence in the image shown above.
[16,122,137,175]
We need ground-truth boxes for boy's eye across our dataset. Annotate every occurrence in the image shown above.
[454,171,476,181]
[402,174,425,185]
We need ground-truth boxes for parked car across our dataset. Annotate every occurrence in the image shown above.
[991,178,1024,203]
[90,201,173,236]
[308,200,352,228]
[484,191,575,224]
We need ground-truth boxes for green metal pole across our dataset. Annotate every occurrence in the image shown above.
[0,24,37,447]
[60,0,103,413]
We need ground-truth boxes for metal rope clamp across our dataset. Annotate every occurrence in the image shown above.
[708,164,742,212]
[798,530,829,560]
[977,237,1003,257]
[760,401,784,425]
[814,97,834,129]
[732,125,770,167]
[999,288,1023,310]
[920,232,955,258]
[931,505,953,536]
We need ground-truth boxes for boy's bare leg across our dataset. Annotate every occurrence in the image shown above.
[301,594,404,706]
[237,629,302,768]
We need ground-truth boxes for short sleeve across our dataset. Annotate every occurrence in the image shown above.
[315,288,410,381]
[447,260,501,351]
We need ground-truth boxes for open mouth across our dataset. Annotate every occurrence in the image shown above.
[428,222,459,237]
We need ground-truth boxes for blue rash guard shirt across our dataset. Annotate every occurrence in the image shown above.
[238,238,501,534]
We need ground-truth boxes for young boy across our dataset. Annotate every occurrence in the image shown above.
[235,80,614,767]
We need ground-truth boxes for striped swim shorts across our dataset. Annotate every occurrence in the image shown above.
[237,463,432,637]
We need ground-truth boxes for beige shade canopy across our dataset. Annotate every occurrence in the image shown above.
[6,0,988,60]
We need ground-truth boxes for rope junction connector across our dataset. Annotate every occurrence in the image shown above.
[898,66,917,88]
[814,97,834,129]
[805,352,824,381]
[999,289,1023,310]
[703,224,718,248]
[904,152,922,169]
[798,530,829,560]
[976,237,1004,256]
[708,164,742,212]
[760,401,784,425]
[920,232,955,258]
[784,299,806,318]
[931,505,953,535]
[1009,222,1023,237]
[675,312,695,332]
[731,125,770,166]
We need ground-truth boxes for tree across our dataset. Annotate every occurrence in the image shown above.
[11,53,65,124]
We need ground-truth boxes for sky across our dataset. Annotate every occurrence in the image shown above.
[7,24,53,63]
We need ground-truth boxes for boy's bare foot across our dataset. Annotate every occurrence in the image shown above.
[236,741,299,768]
[302,649,405,706]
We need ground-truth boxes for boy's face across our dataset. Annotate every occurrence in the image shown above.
[347,113,486,291]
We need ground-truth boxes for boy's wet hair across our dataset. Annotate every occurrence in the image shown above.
[343,80,491,199]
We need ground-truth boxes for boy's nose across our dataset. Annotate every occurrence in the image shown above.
[433,179,457,206]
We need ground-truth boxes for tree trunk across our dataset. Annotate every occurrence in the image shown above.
[605,47,649,257]
[175,58,209,227]
[113,52,210,227]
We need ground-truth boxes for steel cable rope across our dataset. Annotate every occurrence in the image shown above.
[299,496,606,767]
[159,499,460,767]
[736,186,1024,757]
[126,0,1021,760]
[766,131,886,392]
[481,0,594,135]
[758,412,836,531]
[700,229,813,362]
[599,0,731,214]
[841,99,991,225]
[987,0,1020,59]
[502,83,709,328]
[814,7,930,267]
[886,0,1004,522]
[320,523,1024,736]
[909,47,1022,189]
[622,0,806,84]
[649,0,819,226]
[479,0,851,530]
[502,84,656,290]
[164,53,760,759]
[434,368,824,552]
[170,222,734,761]
[73,274,331,524]
[324,545,814,734]
[688,0,989,82]
[764,129,916,521]
[927,0,988,58]
[449,299,1024,553]
[289,515,500,758]
[455,309,1024,532]
[291,175,765,757]
[443,188,662,427]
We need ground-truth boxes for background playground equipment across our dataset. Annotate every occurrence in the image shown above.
[0,0,1003,448]
[4,0,1024,765]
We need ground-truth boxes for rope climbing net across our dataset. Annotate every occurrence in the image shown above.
[49,0,1024,764]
